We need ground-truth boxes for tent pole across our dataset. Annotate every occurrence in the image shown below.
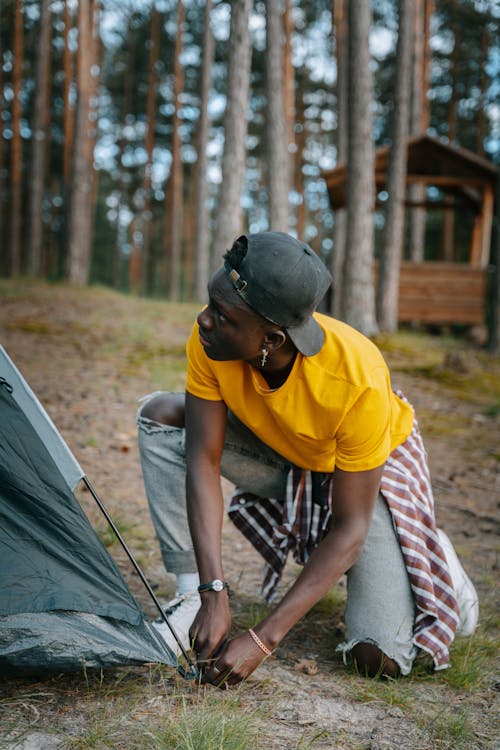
[82,476,199,679]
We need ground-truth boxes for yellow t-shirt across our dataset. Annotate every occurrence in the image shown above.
[185,312,414,473]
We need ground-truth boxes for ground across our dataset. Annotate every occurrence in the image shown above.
[0,280,498,750]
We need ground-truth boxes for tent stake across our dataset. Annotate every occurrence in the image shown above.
[82,476,199,680]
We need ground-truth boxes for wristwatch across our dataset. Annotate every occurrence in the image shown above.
[198,579,230,594]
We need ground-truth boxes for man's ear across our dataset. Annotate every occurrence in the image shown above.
[264,329,287,353]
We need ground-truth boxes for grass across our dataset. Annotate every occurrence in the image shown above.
[49,671,265,750]
[95,517,137,549]
[141,693,263,750]
[376,329,500,410]
[350,674,416,711]
[417,705,481,750]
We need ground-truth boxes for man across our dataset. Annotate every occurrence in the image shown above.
[137,232,478,687]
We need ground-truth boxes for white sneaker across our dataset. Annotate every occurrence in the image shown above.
[437,529,479,636]
[152,591,201,654]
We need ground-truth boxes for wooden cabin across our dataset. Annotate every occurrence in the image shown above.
[323,134,497,326]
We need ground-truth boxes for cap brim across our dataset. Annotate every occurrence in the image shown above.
[286,316,325,357]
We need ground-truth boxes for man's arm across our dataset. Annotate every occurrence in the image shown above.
[204,463,384,686]
[184,392,231,662]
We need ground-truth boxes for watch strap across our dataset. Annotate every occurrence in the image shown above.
[198,579,232,596]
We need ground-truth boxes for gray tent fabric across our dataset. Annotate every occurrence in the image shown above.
[0,347,176,672]
[0,613,170,672]
[0,346,83,491]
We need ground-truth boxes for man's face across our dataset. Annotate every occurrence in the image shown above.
[196,269,269,362]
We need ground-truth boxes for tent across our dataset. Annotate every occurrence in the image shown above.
[0,346,197,678]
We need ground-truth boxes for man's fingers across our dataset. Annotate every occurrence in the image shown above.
[194,636,228,666]
[201,661,230,689]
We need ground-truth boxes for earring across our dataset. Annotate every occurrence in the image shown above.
[260,347,269,368]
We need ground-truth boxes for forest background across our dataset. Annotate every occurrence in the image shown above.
[1,0,499,338]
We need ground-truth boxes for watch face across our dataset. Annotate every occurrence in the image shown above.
[212,579,224,591]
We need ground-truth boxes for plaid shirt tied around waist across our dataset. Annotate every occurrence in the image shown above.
[228,409,460,671]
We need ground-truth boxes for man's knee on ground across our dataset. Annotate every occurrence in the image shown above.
[141,393,185,428]
[351,642,400,679]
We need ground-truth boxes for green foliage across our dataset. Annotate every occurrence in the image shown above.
[431,0,499,155]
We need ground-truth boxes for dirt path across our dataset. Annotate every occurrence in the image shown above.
[0,281,498,749]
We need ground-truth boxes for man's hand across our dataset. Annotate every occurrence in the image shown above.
[190,591,232,668]
[201,630,270,689]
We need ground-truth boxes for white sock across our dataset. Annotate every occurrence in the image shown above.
[176,572,200,596]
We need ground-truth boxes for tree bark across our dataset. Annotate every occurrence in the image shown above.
[194,0,215,301]
[341,0,378,336]
[9,0,24,276]
[60,0,75,279]
[212,0,252,270]
[129,216,142,294]
[183,161,197,297]
[407,0,427,263]
[62,0,75,190]
[67,0,97,284]
[476,27,488,156]
[441,17,458,262]
[283,0,295,201]
[331,0,348,316]
[487,167,500,352]
[265,0,289,231]
[294,89,306,241]
[27,0,52,277]
[141,3,160,295]
[118,15,137,290]
[376,0,414,332]
[0,13,6,271]
[163,0,184,300]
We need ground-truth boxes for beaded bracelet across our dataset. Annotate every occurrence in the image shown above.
[248,628,273,657]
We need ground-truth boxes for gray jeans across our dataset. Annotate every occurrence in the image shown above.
[137,401,418,674]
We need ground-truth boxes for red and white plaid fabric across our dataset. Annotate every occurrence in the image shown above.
[228,413,459,670]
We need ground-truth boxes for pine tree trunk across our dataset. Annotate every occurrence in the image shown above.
[408,0,427,263]
[163,0,184,300]
[376,0,413,332]
[283,0,295,200]
[487,168,500,352]
[294,89,306,240]
[331,0,348,316]
[183,161,197,297]
[194,0,214,301]
[9,0,24,276]
[27,0,52,277]
[0,17,6,271]
[341,0,378,335]
[421,0,433,133]
[60,0,75,279]
[265,0,289,231]
[212,0,252,270]
[129,216,142,294]
[116,16,137,290]
[476,28,488,156]
[67,0,97,284]
[62,0,74,188]
[141,4,160,295]
[441,17,458,262]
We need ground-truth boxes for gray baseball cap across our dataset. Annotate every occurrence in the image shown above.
[223,232,332,356]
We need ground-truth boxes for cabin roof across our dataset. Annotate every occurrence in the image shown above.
[323,134,498,210]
